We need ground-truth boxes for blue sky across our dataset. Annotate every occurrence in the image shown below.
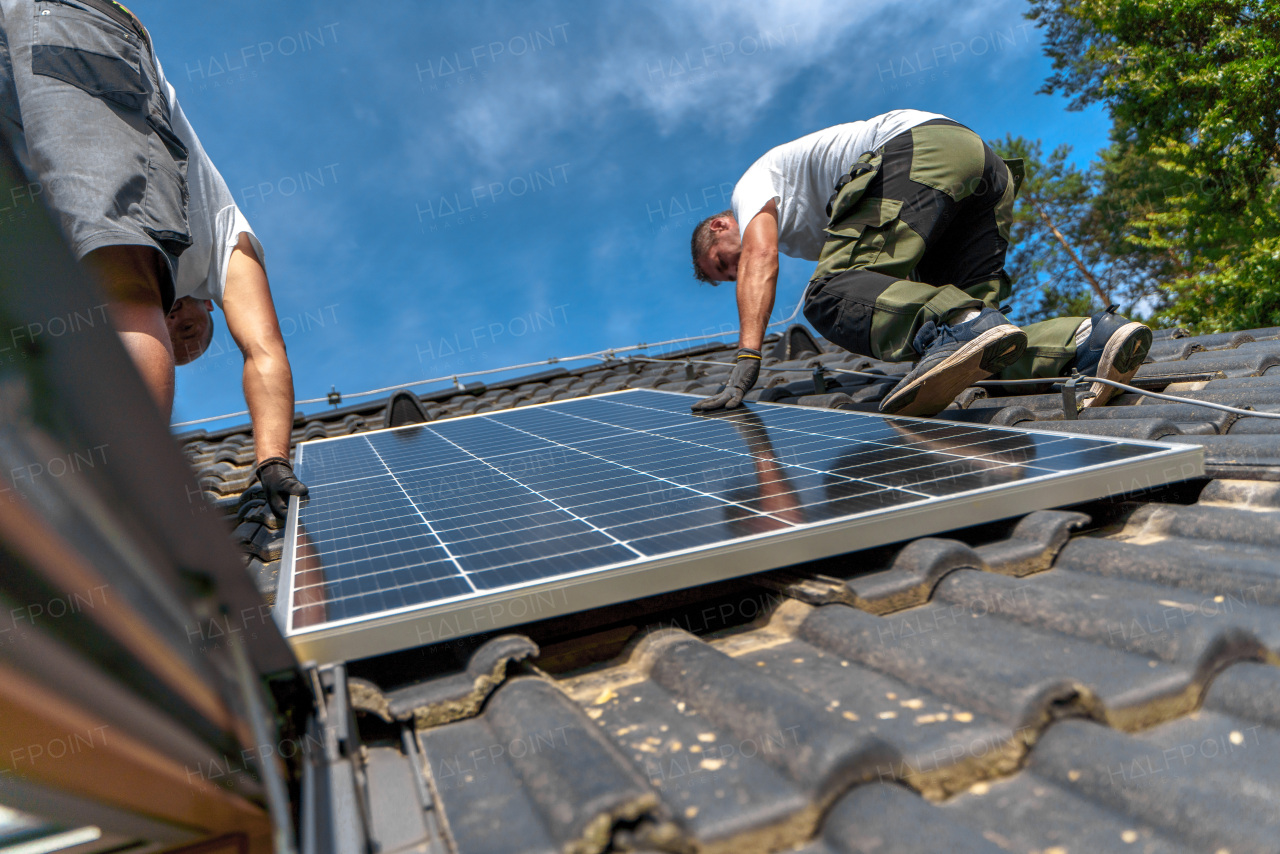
[132,0,1112,431]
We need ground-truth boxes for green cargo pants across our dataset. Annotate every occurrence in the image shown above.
[802,119,1085,381]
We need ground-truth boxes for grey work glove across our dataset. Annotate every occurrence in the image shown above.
[255,457,309,520]
[691,348,762,412]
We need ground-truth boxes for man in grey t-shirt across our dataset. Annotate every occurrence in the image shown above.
[0,0,187,412]
[0,0,306,517]
[690,111,1151,417]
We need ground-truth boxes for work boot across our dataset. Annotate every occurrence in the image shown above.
[1070,307,1152,408]
[880,308,1027,417]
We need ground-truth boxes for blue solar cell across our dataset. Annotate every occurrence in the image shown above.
[279,389,1200,662]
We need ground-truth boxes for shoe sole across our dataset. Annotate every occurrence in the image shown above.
[880,325,1028,417]
[1082,322,1152,408]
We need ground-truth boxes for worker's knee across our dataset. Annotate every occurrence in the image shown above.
[83,245,169,309]
[804,270,891,358]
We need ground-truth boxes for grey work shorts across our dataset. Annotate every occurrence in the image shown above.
[0,0,190,310]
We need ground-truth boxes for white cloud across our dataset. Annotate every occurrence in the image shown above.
[409,0,1036,173]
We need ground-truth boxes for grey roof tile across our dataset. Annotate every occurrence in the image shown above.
[933,405,1037,427]
[962,392,1065,413]
[811,783,1009,854]
[592,377,631,394]
[771,358,824,372]
[797,596,1202,733]
[1203,662,1280,726]
[236,495,271,526]
[1211,407,1280,433]
[592,674,813,846]
[810,659,1280,854]
[1138,386,1280,406]
[763,371,816,390]
[1146,338,1203,363]
[1079,402,1234,433]
[212,445,254,466]
[636,627,897,799]
[1196,477,1280,509]
[233,520,267,558]
[1013,419,1184,441]
[350,635,539,729]
[243,556,276,605]
[1193,373,1280,391]
[762,510,1088,616]
[1017,709,1280,852]
[1180,330,1256,350]
[931,568,1280,670]
[792,392,856,409]
[627,376,667,390]
[1146,338,1205,362]
[1132,363,1227,384]
[314,459,1278,851]
[524,388,561,404]
[177,324,1280,853]
[362,746,439,853]
[1054,543,1280,610]
[1178,346,1280,377]
[770,325,824,361]
[301,421,331,441]
[420,677,664,854]
[1164,435,1280,479]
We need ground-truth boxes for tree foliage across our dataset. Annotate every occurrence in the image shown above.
[990,134,1173,325]
[1027,0,1280,332]
[990,135,1102,324]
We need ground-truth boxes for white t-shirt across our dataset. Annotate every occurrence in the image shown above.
[156,60,264,306]
[731,109,948,261]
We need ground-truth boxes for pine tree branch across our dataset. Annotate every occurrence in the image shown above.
[1030,199,1112,306]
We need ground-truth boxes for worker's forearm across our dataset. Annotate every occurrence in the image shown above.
[243,349,294,464]
[737,253,779,351]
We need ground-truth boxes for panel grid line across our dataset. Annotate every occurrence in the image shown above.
[596,396,1150,485]
[361,436,477,590]
[422,426,649,562]
[280,389,1203,661]
[485,412,825,524]
[523,404,937,503]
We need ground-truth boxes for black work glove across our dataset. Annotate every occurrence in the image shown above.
[255,457,309,520]
[691,348,762,412]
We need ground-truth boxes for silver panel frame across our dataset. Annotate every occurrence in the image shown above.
[275,390,1204,664]
[272,485,304,635]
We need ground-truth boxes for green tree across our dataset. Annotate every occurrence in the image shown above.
[1028,0,1280,332]
[1086,125,1188,317]
[991,135,1102,324]
[992,135,1165,324]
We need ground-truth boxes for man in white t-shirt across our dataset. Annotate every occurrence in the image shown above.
[690,110,1151,417]
[158,64,307,520]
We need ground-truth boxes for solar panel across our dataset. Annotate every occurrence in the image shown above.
[275,389,1203,663]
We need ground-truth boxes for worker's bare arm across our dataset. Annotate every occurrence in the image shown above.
[222,233,295,465]
[736,200,780,352]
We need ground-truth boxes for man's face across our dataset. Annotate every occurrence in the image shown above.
[166,297,214,365]
[699,220,743,283]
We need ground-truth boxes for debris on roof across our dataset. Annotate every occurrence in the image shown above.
[179,324,1280,853]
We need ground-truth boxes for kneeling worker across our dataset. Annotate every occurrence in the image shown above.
[690,109,1151,415]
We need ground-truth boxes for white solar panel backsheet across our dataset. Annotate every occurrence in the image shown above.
[276,390,1203,663]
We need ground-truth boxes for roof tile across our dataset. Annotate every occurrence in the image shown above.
[420,677,664,854]
[176,324,1280,853]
